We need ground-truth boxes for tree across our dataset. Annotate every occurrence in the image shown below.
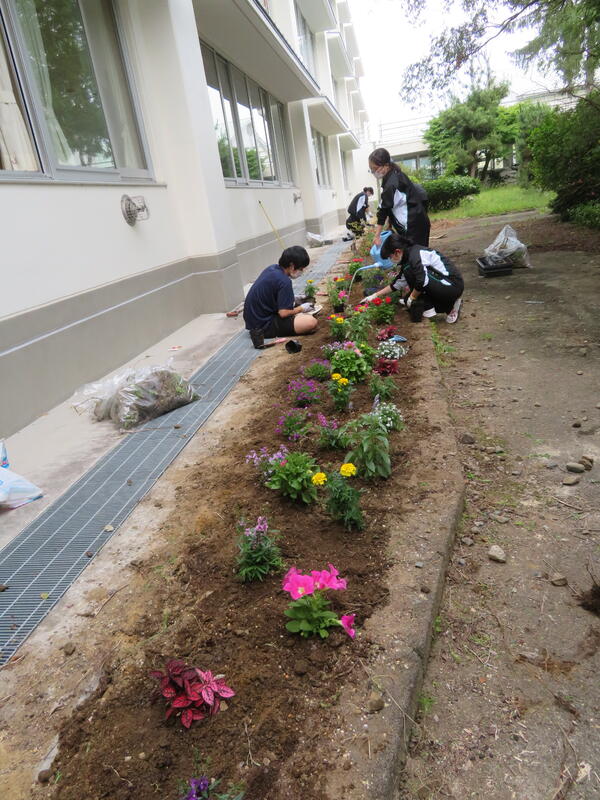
[424,79,511,179]
[511,102,554,185]
[401,0,600,105]
[529,90,600,216]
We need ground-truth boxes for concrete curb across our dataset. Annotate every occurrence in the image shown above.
[326,323,465,799]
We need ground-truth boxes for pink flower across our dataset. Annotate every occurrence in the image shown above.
[325,563,347,590]
[282,570,315,599]
[340,614,356,639]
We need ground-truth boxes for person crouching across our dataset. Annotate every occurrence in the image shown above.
[365,233,463,324]
[243,246,318,348]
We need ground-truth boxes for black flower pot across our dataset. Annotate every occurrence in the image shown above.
[332,303,345,313]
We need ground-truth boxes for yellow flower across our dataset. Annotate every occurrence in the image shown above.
[340,463,357,477]
[338,377,349,386]
[307,279,314,284]
[311,472,327,486]
[335,317,345,324]
[331,373,342,381]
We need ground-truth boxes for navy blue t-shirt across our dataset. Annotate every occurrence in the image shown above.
[243,264,295,330]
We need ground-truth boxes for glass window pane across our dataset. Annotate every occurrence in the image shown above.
[201,43,235,178]
[249,83,273,181]
[216,57,242,178]
[232,68,260,180]
[0,28,38,170]
[294,3,315,75]
[79,0,145,169]
[15,0,114,168]
[270,98,291,183]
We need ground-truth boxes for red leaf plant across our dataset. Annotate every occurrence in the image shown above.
[374,357,399,376]
[150,659,235,729]
[376,326,398,341]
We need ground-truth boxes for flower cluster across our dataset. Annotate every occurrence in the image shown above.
[276,408,312,441]
[302,358,331,382]
[377,340,408,360]
[374,358,399,376]
[287,377,322,406]
[283,564,347,597]
[337,290,348,301]
[316,412,338,430]
[243,515,269,542]
[180,775,244,800]
[331,373,350,386]
[245,445,289,477]
[371,400,404,432]
[282,565,356,639]
[237,515,284,582]
[320,340,346,359]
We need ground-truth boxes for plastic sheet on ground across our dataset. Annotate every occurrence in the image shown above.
[0,444,43,510]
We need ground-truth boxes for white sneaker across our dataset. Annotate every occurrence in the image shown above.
[423,308,436,318]
[446,297,462,324]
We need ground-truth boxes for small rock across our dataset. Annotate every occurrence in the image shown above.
[138,753,146,760]
[519,349,525,354]
[534,402,541,408]
[576,370,583,375]
[37,770,53,784]
[488,545,506,563]
[511,467,523,476]
[62,642,76,656]
[85,551,94,558]
[126,479,133,486]
[566,462,585,473]
[550,573,567,587]
[293,660,309,676]
[491,514,510,524]
[420,585,431,594]
[367,691,385,713]
[415,561,424,569]
[545,461,559,469]
[220,701,229,711]
[470,526,481,535]
[457,558,466,566]
[485,446,497,454]
[461,537,475,547]
[0,584,8,592]
[124,756,132,762]
[579,348,587,357]
[572,421,582,428]
[580,454,594,468]
[596,402,600,409]
[174,424,182,429]
[562,475,580,486]
[460,433,476,444]
[103,524,114,532]
[473,520,484,527]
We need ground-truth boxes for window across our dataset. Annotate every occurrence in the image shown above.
[311,128,330,187]
[0,0,148,180]
[0,24,38,170]
[200,42,294,186]
[294,3,315,76]
[341,151,349,190]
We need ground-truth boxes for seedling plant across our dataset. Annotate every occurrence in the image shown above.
[276,408,312,441]
[266,451,321,503]
[346,415,391,480]
[329,345,371,383]
[328,374,354,412]
[236,516,284,582]
[325,464,364,530]
[287,378,323,406]
[369,374,396,401]
[302,359,331,382]
[150,660,235,729]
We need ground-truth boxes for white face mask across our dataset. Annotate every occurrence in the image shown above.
[370,167,386,179]
[289,268,302,279]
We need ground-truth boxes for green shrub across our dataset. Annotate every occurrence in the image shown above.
[567,200,600,229]
[423,176,480,211]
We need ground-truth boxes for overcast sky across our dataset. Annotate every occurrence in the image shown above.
[348,0,561,132]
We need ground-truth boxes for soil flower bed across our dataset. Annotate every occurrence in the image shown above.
[44,254,425,800]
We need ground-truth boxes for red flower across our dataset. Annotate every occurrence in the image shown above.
[385,297,392,304]
[373,297,382,306]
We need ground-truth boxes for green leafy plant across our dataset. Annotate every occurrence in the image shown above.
[282,564,356,639]
[302,359,331,382]
[367,296,396,325]
[430,321,455,366]
[328,314,348,341]
[345,309,371,342]
[330,347,371,383]
[276,408,312,441]
[346,415,391,480]
[303,279,317,301]
[266,451,321,504]
[355,341,376,367]
[369,374,397,401]
[325,466,364,530]
[328,376,354,413]
[315,412,352,450]
[236,516,284,582]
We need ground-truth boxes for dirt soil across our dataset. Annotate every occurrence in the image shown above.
[1,257,440,800]
[400,211,600,799]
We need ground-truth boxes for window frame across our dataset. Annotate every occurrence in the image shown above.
[0,0,153,184]
[312,127,330,188]
[201,40,295,189]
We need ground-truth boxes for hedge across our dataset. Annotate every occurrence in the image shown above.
[423,176,480,211]
[567,201,600,230]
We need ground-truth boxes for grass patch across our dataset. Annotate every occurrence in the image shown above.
[430,321,455,366]
[430,185,554,220]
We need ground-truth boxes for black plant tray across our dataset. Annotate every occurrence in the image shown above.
[476,256,513,277]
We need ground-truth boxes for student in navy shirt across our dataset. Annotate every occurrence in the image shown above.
[243,246,318,348]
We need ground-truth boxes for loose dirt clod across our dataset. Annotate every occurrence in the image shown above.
[579,583,600,617]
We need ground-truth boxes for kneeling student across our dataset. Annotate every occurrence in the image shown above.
[365,233,463,324]
[243,246,318,348]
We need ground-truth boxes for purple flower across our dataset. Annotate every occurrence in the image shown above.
[184,776,210,799]
[316,412,338,430]
[255,516,268,532]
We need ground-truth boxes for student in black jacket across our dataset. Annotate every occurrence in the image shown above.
[364,232,463,323]
[346,186,374,236]
[368,148,430,247]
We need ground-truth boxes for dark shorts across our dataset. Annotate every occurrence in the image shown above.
[261,314,296,338]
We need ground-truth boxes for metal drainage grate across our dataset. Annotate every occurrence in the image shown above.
[0,240,349,664]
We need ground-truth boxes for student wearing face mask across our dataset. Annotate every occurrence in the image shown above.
[364,232,463,324]
[243,246,318,348]
[368,147,430,248]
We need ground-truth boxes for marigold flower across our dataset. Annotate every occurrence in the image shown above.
[335,317,345,324]
[338,377,349,386]
[307,279,314,284]
[311,472,327,486]
[340,462,357,477]
[331,373,342,381]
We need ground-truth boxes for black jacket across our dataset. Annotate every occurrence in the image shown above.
[347,191,369,221]
[377,168,430,246]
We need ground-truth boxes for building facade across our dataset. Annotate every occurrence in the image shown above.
[0,0,368,436]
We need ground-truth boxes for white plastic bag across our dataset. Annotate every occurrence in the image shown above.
[0,467,43,509]
[73,361,198,429]
[484,225,531,268]
[0,441,8,468]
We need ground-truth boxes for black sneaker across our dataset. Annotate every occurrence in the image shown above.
[249,328,265,349]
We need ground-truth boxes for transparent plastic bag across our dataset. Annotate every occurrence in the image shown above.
[0,440,8,468]
[483,225,532,268]
[73,362,198,429]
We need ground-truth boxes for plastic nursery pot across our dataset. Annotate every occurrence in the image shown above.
[285,339,302,354]
[332,303,345,313]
